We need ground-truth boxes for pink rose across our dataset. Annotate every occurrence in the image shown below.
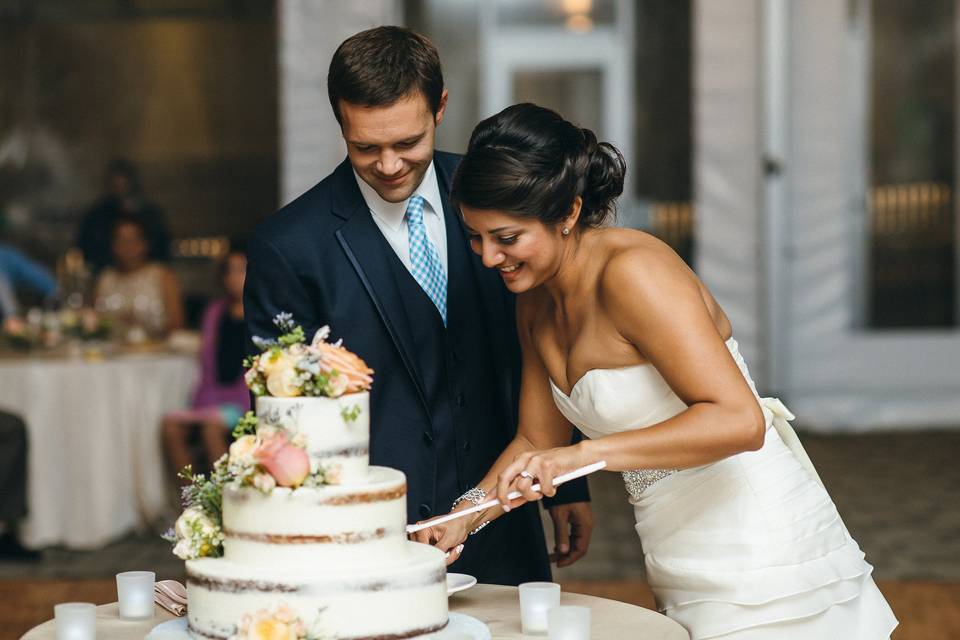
[253,431,310,488]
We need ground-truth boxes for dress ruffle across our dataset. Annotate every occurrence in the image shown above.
[633,422,898,639]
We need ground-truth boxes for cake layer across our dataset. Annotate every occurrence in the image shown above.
[257,392,369,482]
[187,541,448,640]
[222,467,408,568]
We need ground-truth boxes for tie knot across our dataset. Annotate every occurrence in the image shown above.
[405,195,425,224]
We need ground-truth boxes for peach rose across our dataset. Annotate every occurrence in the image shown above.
[311,341,374,393]
[253,432,310,488]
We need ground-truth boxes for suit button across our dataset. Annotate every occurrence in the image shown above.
[423,431,434,445]
[419,504,432,519]
[462,440,471,452]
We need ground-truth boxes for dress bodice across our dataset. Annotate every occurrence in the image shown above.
[549,337,755,440]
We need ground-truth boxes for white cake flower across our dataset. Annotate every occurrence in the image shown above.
[174,507,204,539]
[252,471,277,493]
[327,372,349,398]
[172,538,195,560]
[229,435,258,465]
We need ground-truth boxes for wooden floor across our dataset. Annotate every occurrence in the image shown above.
[3,579,956,639]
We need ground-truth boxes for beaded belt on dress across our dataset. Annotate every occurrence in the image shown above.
[622,469,675,500]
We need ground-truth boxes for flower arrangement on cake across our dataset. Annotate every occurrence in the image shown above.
[233,604,332,640]
[165,314,374,561]
[243,312,373,398]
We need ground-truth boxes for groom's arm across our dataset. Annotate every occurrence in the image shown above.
[244,233,320,353]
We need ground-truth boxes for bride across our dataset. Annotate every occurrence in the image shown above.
[414,103,898,639]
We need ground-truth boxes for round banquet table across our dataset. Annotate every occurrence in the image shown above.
[0,347,198,549]
[20,585,691,639]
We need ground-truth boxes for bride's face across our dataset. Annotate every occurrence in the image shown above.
[460,206,565,293]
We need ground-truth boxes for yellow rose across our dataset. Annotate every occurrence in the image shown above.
[251,618,295,640]
[265,359,302,398]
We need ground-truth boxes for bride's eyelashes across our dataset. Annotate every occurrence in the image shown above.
[467,233,519,246]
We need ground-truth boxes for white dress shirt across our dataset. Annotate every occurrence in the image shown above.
[354,162,448,276]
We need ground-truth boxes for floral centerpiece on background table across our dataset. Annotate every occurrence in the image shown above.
[1,308,110,350]
[165,314,374,560]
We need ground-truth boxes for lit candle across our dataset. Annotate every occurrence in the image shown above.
[518,582,561,635]
[116,571,156,620]
[54,602,96,640]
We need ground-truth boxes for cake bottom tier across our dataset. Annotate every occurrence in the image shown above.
[186,541,448,640]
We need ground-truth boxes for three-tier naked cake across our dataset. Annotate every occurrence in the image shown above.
[168,318,448,640]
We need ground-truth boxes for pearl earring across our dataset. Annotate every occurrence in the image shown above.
[562,227,570,236]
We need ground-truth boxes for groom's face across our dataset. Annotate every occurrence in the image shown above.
[340,90,447,203]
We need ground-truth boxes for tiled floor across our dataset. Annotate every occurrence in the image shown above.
[1,430,957,584]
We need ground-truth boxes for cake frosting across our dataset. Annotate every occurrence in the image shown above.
[170,321,448,640]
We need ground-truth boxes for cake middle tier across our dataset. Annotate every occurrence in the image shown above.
[222,466,408,567]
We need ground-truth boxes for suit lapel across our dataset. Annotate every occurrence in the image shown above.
[330,160,430,417]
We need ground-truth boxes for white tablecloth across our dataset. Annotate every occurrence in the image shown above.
[0,350,197,549]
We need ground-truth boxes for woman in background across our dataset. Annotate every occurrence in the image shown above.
[94,214,184,339]
[162,247,249,477]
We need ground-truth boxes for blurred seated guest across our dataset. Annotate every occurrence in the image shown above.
[94,214,185,339]
[0,243,57,319]
[77,159,171,273]
[0,410,38,560]
[162,246,249,476]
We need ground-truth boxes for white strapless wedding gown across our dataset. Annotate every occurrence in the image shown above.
[550,338,898,639]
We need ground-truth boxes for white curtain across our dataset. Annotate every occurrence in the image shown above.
[695,0,960,431]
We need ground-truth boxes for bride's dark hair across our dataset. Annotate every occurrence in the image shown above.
[451,103,626,228]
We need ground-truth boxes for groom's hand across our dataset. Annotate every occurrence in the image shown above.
[548,501,594,568]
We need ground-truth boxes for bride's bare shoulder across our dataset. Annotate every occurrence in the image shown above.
[596,228,692,294]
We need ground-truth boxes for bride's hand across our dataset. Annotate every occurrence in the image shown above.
[409,511,472,566]
[497,443,588,512]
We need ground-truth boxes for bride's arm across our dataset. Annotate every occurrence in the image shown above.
[496,247,766,506]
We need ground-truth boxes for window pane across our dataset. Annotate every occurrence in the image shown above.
[512,69,604,136]
[867,0,956,327]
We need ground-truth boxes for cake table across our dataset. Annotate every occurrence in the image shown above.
[21,584,690,639]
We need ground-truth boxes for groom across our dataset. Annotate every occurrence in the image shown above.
[244,26,592,585]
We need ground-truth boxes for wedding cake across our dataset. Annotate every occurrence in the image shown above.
[168,316,448,640]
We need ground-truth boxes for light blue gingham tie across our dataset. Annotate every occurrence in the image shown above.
[406,195,447,325]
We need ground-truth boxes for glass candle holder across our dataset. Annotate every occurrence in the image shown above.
[54,602,96,640]
[116,571,156,620]
[518,581,561,635]
[548,605,591,640]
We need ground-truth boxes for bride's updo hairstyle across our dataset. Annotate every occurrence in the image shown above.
[451,103,625,228]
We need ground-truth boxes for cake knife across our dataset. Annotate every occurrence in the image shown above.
[405,460,607,535]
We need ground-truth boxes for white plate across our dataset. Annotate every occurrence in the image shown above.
[446,572,478,595]
[435,612,491,639]
[149,613,490,640]
[146,618,189,640]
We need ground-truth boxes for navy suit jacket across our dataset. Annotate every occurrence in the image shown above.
[244,151,588,584]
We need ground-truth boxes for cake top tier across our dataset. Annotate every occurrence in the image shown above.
[244,313,374,399]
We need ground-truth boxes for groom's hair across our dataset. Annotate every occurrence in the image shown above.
[328,26,444,125]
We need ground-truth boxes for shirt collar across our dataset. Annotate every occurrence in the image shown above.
[353,161,444,232]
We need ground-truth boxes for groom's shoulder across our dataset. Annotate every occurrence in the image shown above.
[434,150,463,173]
[252,162,351,248]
